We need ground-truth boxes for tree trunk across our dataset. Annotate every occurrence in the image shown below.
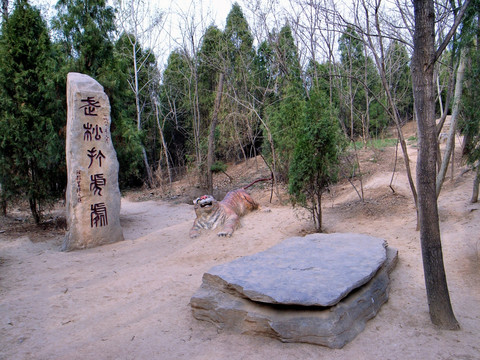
[141,147,153,188]
[363,45,370,143]
[207,72,224,195]
[412,0,459,330]
[1,0,7,20]
[153,98,173,184]
[0,183,6,216]
[367,4,418,211]
[129,38,154,188]
[471,165,480,203]
[315,190,322,232]
[436,52,466,197]
[29,197,40,225]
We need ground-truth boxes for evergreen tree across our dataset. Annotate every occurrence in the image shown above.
[224,3,254,68]
[53,0,116,76]
[289,79,344,231]
[160,49,193,168]
[197,25,224,133]
[53,1,152,188]
[338,26,385,138]
[461,48,480,202]
[266,24,304,181]
[97,34,144,188]
[220,3,258,162]
[114,32,161,187]
[0,0,63,222]
[254,40,275,97]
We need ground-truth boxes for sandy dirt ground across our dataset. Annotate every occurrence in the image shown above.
[1,134,480,359]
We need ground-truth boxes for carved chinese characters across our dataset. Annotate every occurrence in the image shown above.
[63,73,124,251]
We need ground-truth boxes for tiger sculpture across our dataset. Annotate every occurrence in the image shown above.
[189,188,259,238]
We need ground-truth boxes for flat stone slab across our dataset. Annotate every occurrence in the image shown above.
[204,233,387,306]
[190,233,398,348]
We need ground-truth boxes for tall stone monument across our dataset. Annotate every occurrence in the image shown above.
[63,73,124,251]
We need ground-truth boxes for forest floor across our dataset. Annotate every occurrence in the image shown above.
[1,121,479,360]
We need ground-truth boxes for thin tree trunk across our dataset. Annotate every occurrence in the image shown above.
[0,182,6,216]
[207,72,224,195]
[141,148,153,188]
[29,197,40,225]
[412,0,459,330]
[364,3,419,213]
[436,52,455,142]
[364,45,370,143]
[349,77,354,139]
[352,140,365,201]
[130,38,154,188]
[436,68,444,118]
[1,0,7,20]
[471,165,480,203]
[194,73,202,171]
[153,98,172,184]
[316,190,322,232]
[436,53,466,197]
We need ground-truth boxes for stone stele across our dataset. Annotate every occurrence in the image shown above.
[63,72,124,251]
[190,233,398,348]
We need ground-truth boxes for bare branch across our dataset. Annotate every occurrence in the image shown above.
[433,0,472,65]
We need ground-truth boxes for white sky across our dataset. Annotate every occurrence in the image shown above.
[31,0,235,24]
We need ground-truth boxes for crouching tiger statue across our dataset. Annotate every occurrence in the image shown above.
[189,188,259,238]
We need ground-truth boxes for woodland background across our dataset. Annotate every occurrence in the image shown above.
[0,0,478,223]
[0,0,479,331]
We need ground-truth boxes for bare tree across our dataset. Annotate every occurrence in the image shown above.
[356,0,418,210]
[436,52,466,196]
[412,0,471,329]
[170,1,210,179]
[115,0,165,188]
[287,0,469,328]
[152,94,173,185]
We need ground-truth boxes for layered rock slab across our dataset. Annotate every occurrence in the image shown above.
[190,233,398,348]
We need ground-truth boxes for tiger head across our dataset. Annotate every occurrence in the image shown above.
[193,195,219,215]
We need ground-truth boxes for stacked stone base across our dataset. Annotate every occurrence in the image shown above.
[190,235,397,348]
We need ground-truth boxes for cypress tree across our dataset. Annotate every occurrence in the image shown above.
[53,0,116,77]
[266,24,304,180]
[289,71,344,231]
[0,0,63,223]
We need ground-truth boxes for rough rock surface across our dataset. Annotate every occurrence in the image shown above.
[63,72,124,251]
[190,233,398,348]
[204,233,387,306]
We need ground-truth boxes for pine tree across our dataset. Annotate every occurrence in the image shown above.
[0,0,63,223]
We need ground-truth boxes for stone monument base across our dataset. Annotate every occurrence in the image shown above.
[190,233,398,348]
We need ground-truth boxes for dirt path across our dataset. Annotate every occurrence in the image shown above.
[1,150,480,359]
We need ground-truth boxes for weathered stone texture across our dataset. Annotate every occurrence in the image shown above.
[190,233,398,348]
[63,72,123,251]
[204,233,387,306]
